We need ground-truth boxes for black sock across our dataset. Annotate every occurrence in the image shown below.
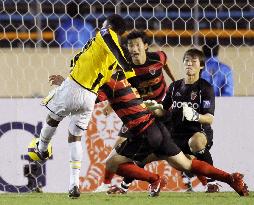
[122,177,134,185]
[194,148,213,165]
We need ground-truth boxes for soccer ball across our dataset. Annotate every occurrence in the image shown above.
[28,138,52,161]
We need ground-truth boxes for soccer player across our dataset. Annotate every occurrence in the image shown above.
[161,48,217,192]
[28,14,135,198]
[97,68,248,197]
[95,30,175,192]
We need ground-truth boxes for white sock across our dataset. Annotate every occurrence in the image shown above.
[38,123,57,152]
[69,141,82,189]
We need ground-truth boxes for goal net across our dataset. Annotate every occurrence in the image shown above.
[0,0,253,193]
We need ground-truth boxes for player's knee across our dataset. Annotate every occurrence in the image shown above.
[188,133,207,153]
[46,115,60,127]
[167,152,192,172]
[68,122,85,137]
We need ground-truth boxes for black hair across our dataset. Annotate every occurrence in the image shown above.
[183,48,205,67]
[126,30,149,45]
[202,38,220,58]
[106,14,126,36]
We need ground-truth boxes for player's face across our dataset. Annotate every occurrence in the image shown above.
[183,55,202,76]
[127,38,148,65]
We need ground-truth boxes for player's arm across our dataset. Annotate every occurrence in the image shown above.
[197,113,214,124]
[100,28,135,78]
[159,51,175,82]
[163,63,175,82]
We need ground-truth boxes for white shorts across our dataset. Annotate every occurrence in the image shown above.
[43,78,97,135]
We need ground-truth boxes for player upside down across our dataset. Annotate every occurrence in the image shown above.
[96,67,249,197]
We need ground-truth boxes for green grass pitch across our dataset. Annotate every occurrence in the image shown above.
[0,192,253,205]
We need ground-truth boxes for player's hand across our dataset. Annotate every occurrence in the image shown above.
[144,100,163,111]
[144,100,157,107]
[182,102,200,121]
[49,75,65,86]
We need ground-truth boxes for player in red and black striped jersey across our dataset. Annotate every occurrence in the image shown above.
[95,31,176,191]
[97,70,155,135]
[126,30,175,103]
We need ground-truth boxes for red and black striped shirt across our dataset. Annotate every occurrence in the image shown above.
[128,51,168,103]
[98,71,155,135]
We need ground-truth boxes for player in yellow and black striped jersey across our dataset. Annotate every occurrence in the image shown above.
[28,14,135,198]
[69,16,135,93]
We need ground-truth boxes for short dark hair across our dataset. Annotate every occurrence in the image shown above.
[183,48,205,67]
[202,38,220,58]
[126,30,149,45]
[106,14,126,36]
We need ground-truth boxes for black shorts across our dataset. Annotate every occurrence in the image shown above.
[172,129,213,155]
[115,120,181,161]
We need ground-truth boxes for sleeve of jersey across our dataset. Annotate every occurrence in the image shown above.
[201,84,215,115]
[100,28,135,78]
[158,51,168,65]
[162,83,174,110]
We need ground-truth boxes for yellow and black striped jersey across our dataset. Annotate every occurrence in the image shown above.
[69,28,135,93]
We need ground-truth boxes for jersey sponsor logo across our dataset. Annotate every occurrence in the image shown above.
[172,101,200,110]
[121,125,128,133]
[191,91,198,100]
[203,100,211,108]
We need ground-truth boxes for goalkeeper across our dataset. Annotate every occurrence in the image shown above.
[155,48,217,192]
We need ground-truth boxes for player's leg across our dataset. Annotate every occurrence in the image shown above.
[166,153,249,196]
[106,147,166,197]
[172,135,196,191]
[111,122,167,197]
[109,154,159,194]
[36,114,61,159]
[188,131,219,192]
[94,136,126,193]
[36,83,68,159]
[68,132,82,198]
[156,121,249,196]
[68,105,95,198]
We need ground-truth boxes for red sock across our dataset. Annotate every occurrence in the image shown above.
[191,159,231,183]
[116,162,159,183]
[103,169,115,184]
